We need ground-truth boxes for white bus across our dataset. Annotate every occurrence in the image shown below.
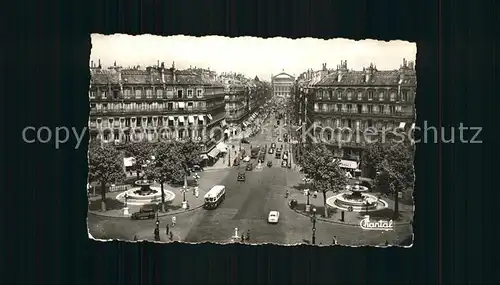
[204,185,226,210]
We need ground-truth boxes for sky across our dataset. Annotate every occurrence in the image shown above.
[91,34,416,81]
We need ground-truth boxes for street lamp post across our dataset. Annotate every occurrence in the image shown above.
[304,189,312,212]
[181,186,188,209]
[311,208,317,245]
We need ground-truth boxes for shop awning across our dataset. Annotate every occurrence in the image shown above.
[333,159,359,170]
[221,119,227,127]
[399,122,406,129]
[216,142,228,152]
[207,114,213,120]
[200,154,209,160]
[411,123,415,130]
[178,116,185,123]
[242,121,249,127]
[178,102,185,108]
[188,116,195,123]
[207,147,220,158]
[168,116,175,121]
[198,115,204,121]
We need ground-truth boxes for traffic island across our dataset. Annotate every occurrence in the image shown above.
[287,192,413,226]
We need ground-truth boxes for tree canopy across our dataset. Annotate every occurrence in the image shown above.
[88,141,125,184]
[300,144,349,217]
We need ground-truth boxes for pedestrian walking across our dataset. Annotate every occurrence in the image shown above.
[333,236,338,245]
[385,240,389,246]
[166,224,169,235]
[134,235,138,241]
[246,229,250,241]
[195,188,199,198]
[172,216,176,227]
[169,231,173,241]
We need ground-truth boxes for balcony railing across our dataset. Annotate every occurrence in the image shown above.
[313,110,414,118]
[90,105,224,115]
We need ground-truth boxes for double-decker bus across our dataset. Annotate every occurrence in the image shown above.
[203,185,226,210]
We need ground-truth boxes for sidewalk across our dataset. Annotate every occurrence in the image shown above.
[88,169,229,218]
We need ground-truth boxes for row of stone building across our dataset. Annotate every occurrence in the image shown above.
[88,60,270,160]
[291,59,416,171]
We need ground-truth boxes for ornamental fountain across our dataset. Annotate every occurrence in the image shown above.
[327,181,388,212]
[116,179,176,207]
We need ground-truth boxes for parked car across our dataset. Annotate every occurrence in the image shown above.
[246,163,253,171]
[131,204,157,220]
[278,137,283,142]
[271,143,276,148]
[282,154,288,160]
[233,158,240,166]
[241,138,250,144]
[243,156,251,162]
[268,148,274,154]
[267,161,273,167]
[237,172,246,181]
[191,165,204,172]
[267,211,280,224]
[281,160,287,168]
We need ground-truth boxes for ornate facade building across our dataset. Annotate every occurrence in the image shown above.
[88,60,227,158]
[271,70,295,100]
[293,59,416,169]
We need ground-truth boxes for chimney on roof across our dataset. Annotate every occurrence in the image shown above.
[161,62,165,69]
[90,60,93,68]
[98,59,101,69]
[365,63,374,82]
[409,61,414,70]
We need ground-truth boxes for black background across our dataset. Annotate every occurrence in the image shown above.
[3,0,498,284]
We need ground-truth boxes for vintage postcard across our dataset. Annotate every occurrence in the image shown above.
[87,34,416,246]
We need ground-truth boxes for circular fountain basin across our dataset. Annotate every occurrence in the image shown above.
[327,192,388,212]
[116,185,176,206]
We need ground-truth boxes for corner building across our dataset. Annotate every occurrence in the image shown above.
[300,59,416,168]
[88,61,226,159]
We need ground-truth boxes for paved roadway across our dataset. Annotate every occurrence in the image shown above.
[88,111,413,246]
[183,112,299,243]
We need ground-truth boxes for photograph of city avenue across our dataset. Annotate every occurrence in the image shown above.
[87,35,416,246]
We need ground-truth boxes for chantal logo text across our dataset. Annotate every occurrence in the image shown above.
[359,215,394,231]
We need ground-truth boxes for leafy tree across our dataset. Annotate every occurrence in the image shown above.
[144,143,180,212]
[88,140,126,211]
[362,142,387,178]
[123,139,156,178]
[301,144,349,217]
[375,143,414,218]
[170,140,203,188]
